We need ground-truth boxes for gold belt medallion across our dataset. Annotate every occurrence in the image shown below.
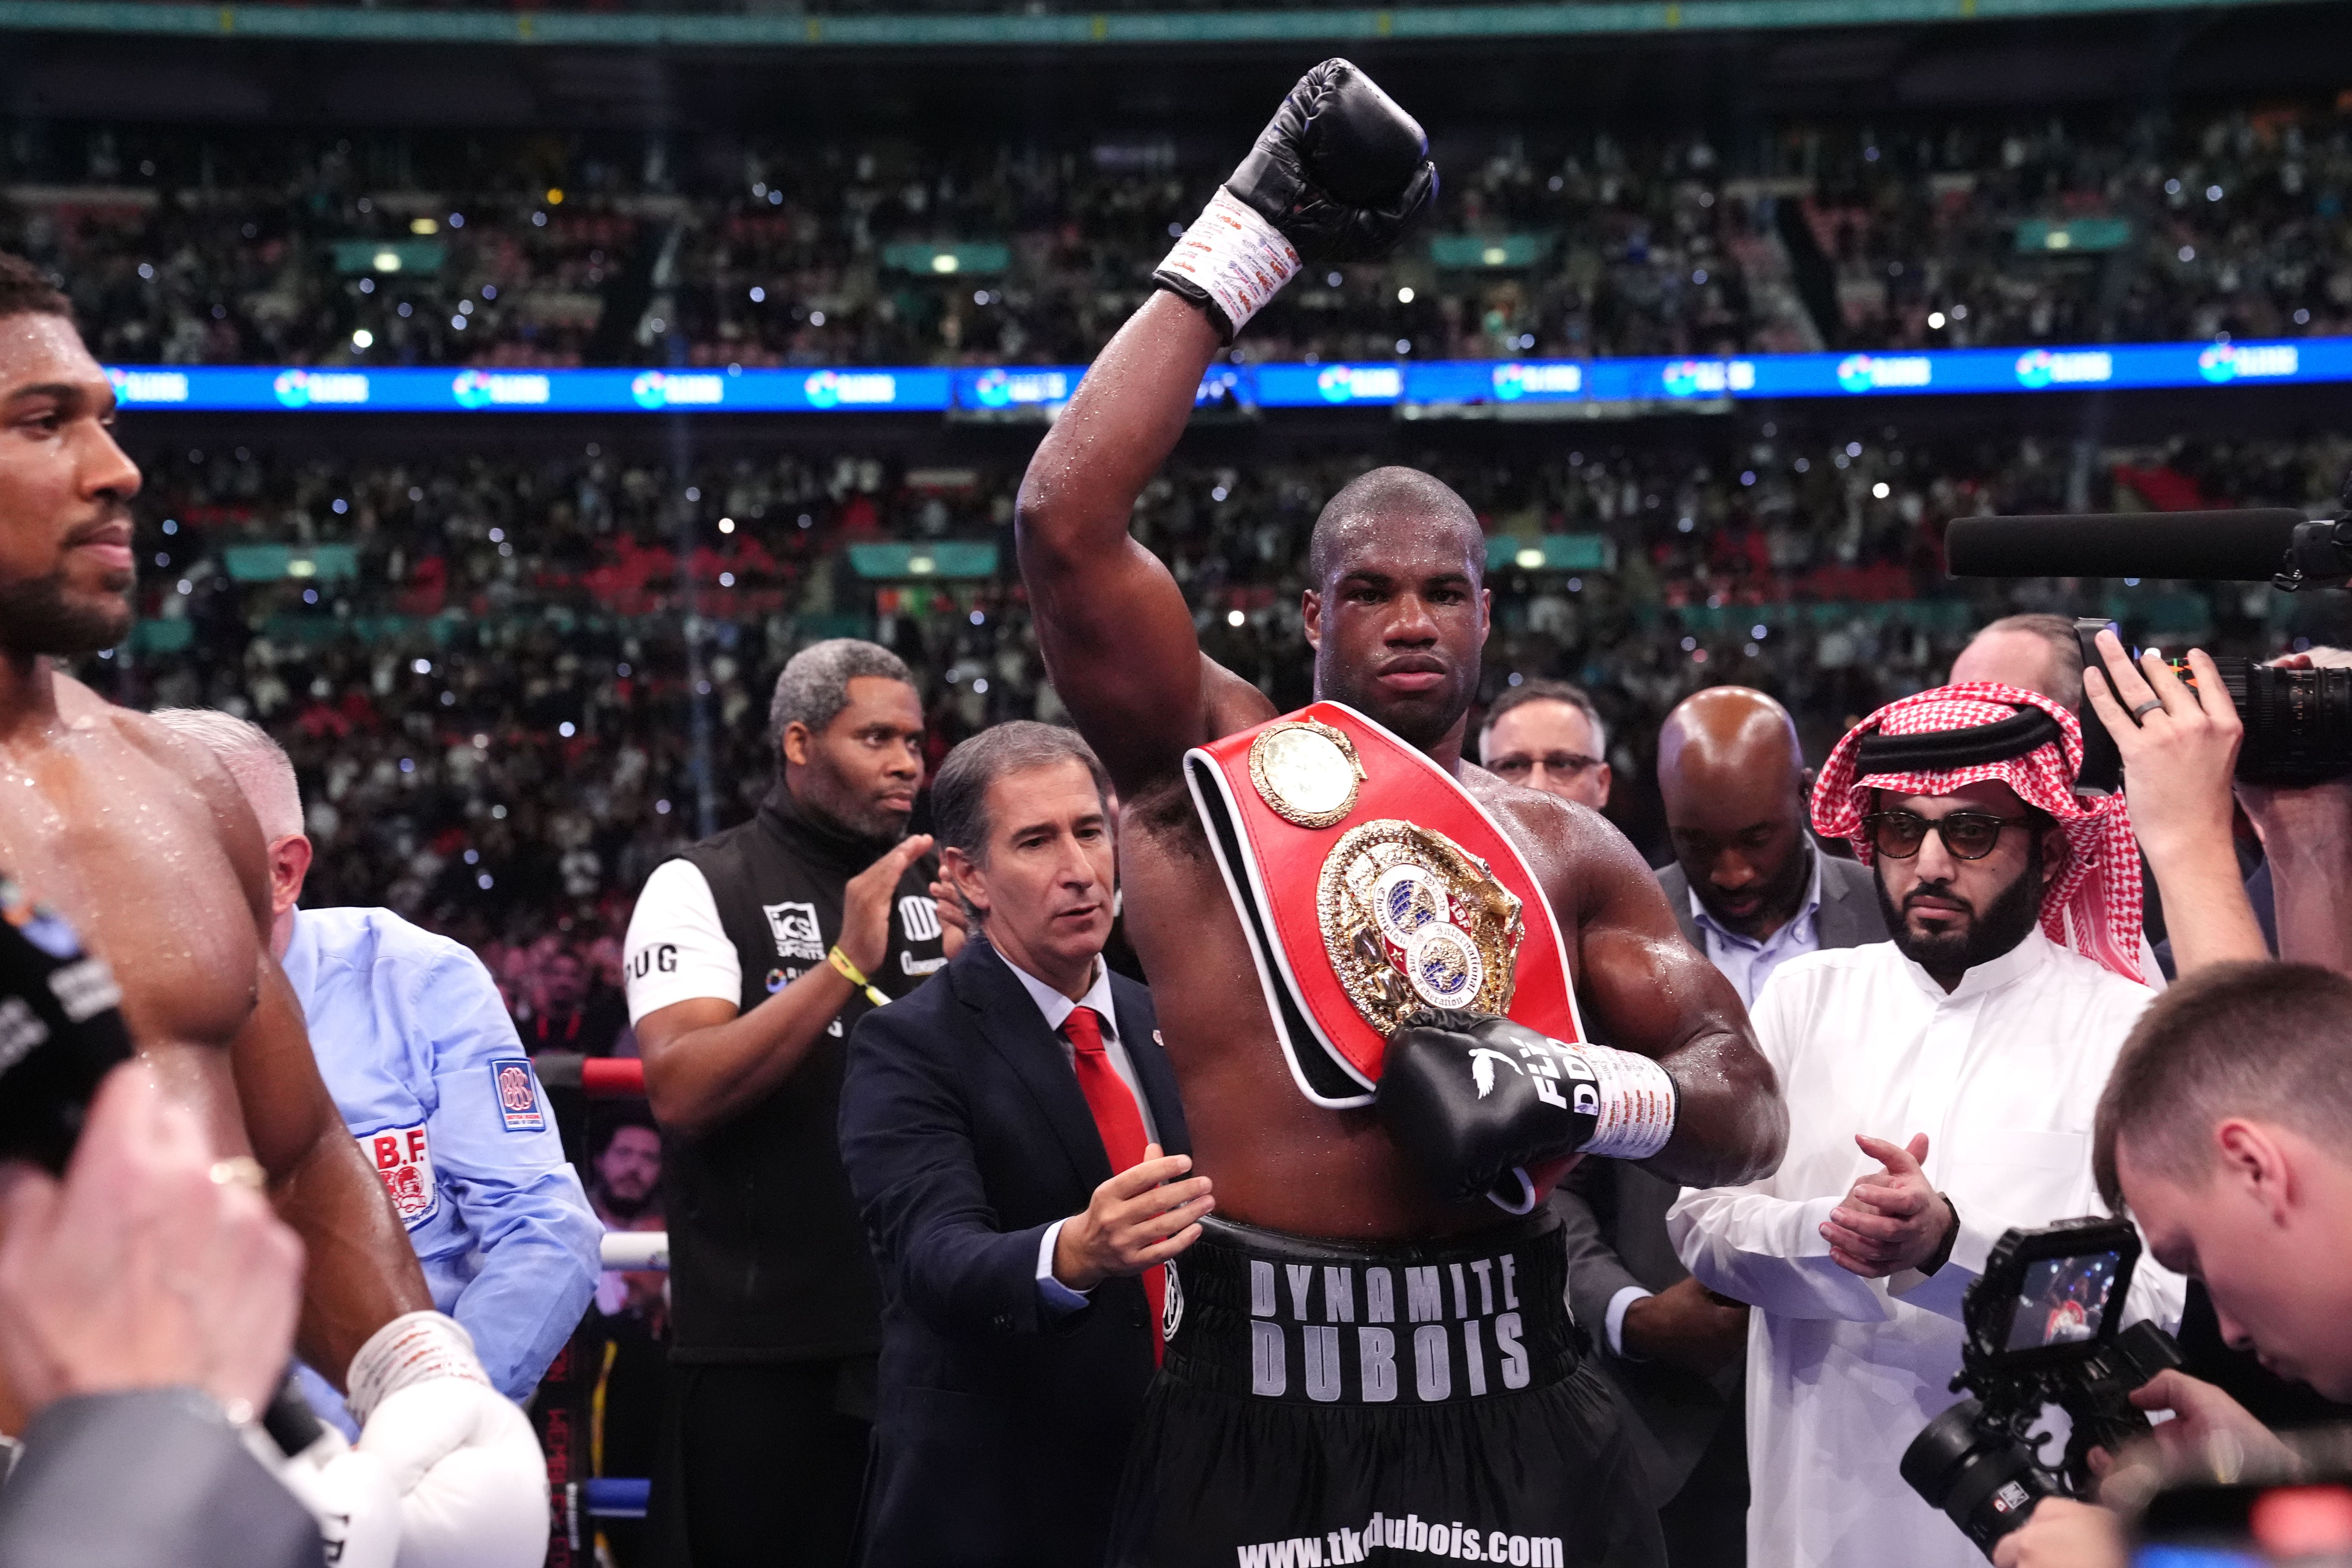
[1316,819,1525,1032]
[1248,717,1364,829]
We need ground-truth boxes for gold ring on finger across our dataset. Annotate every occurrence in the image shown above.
[208,1157,266,1192]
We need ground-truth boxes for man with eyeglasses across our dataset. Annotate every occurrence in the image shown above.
[1668,682,2184,1568]
[1477,680,1612,810]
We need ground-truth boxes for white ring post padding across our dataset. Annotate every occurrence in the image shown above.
[599,1231,670,1272]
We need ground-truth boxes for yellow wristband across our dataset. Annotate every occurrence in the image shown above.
[827,946,890,1008]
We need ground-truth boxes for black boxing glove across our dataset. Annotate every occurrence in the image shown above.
[1377,1011,1677,1207]
[0,873,133,1174]
[1154,58,1438,340]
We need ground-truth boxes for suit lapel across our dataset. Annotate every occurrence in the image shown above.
[1816,855,1889,950]
[1115,983,1190,1159]
[1654,862,1703,950]
[953,942,1113,1190]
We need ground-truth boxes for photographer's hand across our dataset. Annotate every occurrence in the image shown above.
[2081,632,2266,977]
[2118,1369,2294,1477]
[1989,1498,2124,1568]
[0,1065,305,1422]
[1821,1133,1955,1277]
[2235,656,2352,976]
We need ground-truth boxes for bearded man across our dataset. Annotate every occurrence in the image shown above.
[1667,682,2186,1568]
[0,251,541,1568]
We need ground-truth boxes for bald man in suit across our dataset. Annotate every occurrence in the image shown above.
[1553,688,1885,1567]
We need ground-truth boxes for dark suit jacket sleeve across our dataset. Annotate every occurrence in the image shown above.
[1555,1163,1648,1357]
[0,1390,323,1568]
[841,1002,1061,1340]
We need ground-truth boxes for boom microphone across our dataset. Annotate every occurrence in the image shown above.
[1944,510,2309,582]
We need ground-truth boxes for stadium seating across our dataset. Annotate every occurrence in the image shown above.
[9,101,2347,374]
[87,428,2350,958]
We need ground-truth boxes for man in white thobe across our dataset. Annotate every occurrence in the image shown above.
[1668,682,2185,1568]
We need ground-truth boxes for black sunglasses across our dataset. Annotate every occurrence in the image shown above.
[1860,810,2034,862]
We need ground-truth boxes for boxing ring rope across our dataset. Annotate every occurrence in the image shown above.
[598,1231,668,1272]
[533,1053,646,1098]
[534,1052,666,1547]
[574,1233,661,1520]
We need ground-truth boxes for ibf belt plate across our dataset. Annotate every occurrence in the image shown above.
[1316,819,1524,1031]
[1248,717,1364,828]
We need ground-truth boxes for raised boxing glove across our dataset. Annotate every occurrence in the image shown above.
[346,1312,547,1568]
[1377,1011,1678,1207]
[1154,58,1438,339]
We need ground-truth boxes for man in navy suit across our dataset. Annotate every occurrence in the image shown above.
[840,722,1209,1568]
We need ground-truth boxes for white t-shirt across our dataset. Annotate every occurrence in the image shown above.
[622,860,743,1023]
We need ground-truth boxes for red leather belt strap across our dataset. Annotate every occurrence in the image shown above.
[1183,701,1582,1116]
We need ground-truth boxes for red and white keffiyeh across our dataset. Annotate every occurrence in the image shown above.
[1812,682,2146,985]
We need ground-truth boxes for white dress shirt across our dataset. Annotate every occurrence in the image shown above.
[1666,931,2184,1568]
[998,953,1160,1312]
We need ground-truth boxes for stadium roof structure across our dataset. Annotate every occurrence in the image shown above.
[0,0,2313,47]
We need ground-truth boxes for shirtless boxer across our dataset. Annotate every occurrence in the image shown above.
[1015,62,1786,1568]
[0,254,543,1568]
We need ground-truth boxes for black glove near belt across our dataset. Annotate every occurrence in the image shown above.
[1379,1010,1678,1207]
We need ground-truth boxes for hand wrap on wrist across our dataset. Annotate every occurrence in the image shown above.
[1152,187,1302,341]
[1378,1011,1679,1204]
[344,1311,489,1426]
[1565,1038,1679,1161]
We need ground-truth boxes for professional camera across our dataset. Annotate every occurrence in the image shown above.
[2059,616,2352,790]
[1946,485,2352,786]
[1900,1217,2183,1558]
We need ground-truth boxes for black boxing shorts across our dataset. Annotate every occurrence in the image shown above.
[1106,1211,1664,1568]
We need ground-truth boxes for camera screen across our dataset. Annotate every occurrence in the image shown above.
[2004,1249,2122,1352]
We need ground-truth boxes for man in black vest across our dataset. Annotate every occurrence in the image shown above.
[623,638,950,1568]
[841,722,1198,1568]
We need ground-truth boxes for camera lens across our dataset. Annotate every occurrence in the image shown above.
[1901,1400,2064,1557]
[2215,657,2352,786]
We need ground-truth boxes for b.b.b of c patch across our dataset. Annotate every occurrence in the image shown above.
[491,1058,546,1133]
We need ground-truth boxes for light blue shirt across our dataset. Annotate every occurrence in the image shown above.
[997,955,1156,1315]
[1687,848,1827,1011]
[282,906,601,1425]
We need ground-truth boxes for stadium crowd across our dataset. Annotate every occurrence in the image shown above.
[5,97,2349,372]
[19,27,2352,1568]
[71,425,2349,1013]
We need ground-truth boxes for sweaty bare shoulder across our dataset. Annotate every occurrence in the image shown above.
[1468,767,1653,930]
[106,699,275,933]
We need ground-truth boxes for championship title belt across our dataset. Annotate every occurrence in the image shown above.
[1184,701,1584,1111]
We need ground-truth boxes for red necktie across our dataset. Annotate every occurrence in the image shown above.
[1063,1005,1164,1363]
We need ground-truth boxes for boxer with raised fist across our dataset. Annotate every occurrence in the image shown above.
[0,253,544,1568]
[1017,60,1785,1568]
